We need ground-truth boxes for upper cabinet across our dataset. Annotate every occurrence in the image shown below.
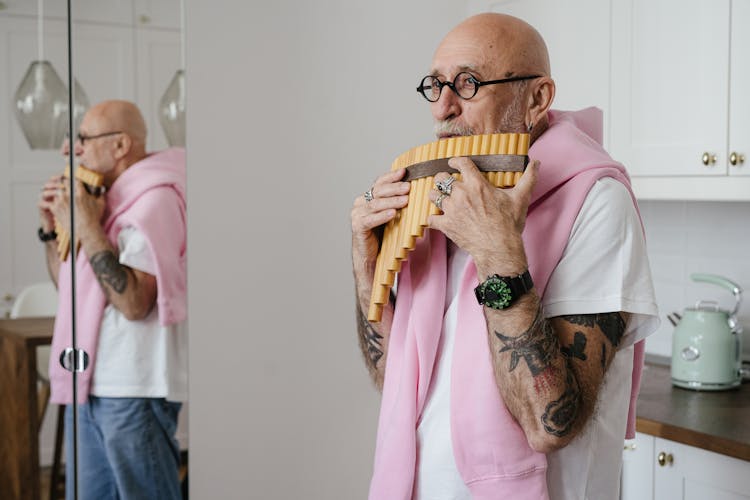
[610,0,750,200]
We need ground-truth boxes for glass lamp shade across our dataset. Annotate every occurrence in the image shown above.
[159,69,186,147]
[13,60,90,150]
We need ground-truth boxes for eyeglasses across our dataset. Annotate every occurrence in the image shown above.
[416,72,541,102]
[65,130,123,145]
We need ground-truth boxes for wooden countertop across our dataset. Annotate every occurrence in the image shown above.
[636,361,750,461]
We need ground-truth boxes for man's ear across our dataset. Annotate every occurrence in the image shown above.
[525,77,555,128]
[113,133,133,161]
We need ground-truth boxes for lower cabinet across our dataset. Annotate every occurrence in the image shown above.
[621,432,750,500]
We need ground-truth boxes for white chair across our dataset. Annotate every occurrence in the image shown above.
[10,281,58,318]
[10,281,63,499]
[10,281,58,389]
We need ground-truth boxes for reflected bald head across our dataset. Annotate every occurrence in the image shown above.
[87,100,147,156]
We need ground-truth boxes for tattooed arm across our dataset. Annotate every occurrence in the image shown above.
[76,207,156,321]
[352,245,393,391]
[483,288,629,453]
[351,169,409,390]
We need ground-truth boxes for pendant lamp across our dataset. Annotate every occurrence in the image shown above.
[13,0,90,150]
[159,0,186,147]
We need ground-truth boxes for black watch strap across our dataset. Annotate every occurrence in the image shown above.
[474,270,534,310]
[38,227,57,242]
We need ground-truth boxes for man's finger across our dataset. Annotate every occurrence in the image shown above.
[514,159,540,203]
[448,156,483,185]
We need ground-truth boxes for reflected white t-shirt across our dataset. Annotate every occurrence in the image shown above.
[414,178,659,500]
[90,226,188,402]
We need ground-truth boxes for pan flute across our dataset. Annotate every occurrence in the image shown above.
[55,165,105,261]
[367,133,530,322]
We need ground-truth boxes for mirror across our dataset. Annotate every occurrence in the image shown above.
[0,0,187,498]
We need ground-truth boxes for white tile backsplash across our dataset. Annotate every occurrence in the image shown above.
[639,200,750,359]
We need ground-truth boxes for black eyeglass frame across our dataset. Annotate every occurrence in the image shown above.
[66,130,123,145]
[416,72,542,102]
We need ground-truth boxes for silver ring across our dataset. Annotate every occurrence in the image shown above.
[435,193,448,211]
[364,187,374,203]
[435,176,456,195]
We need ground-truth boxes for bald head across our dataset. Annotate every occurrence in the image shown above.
[86,100,147,154]
[428,13,555,141]
[434,13,550,78]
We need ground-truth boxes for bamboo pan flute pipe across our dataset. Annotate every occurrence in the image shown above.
[367,133,530,322]
[55,165,105,262]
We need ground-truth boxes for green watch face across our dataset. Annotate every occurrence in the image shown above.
[483,277,512,309]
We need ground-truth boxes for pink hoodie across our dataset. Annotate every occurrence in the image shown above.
[368,109,645,499]
[49,147,187,405]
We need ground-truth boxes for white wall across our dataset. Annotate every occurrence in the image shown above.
[186,1,467,498]
[640,200,750,359]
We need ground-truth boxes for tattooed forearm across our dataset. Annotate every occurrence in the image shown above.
[358,309,384,368]
[90,250,128,295]
[495,308,558,377]
[561,312,626,347]
[541,365,581,437]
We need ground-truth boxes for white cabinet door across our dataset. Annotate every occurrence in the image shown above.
[610,0,731,177]
[729,0,750,177]
[621,432,655,500]
[134,27,181,151]
[467,0,612,143]
[653,437,750,500]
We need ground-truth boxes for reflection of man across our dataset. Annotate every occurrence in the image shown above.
[38,100,187,500]
[351,14,658,500]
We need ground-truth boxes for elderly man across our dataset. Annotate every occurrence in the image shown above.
[351,13,658,500]
[38,100,187,500]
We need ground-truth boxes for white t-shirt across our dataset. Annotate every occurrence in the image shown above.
[90,226,188,402]
[414,178,659,500]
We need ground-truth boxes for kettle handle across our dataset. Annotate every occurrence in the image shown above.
[691,273,743,316]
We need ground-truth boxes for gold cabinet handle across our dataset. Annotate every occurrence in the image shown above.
[138,14,151,24]
[0,2,7,11]
[3,293,13,302]
[730,152,745,166]
[623,443,637,451]
[702,152,718,166]
[657,451,674,467]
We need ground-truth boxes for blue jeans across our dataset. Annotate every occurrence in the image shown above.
[65,397,182,500]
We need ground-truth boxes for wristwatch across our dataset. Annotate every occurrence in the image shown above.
[37,227,57,242]
[474,270,534,310]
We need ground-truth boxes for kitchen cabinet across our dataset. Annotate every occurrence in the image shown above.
[610,0,750,200]
[622,432,750,500]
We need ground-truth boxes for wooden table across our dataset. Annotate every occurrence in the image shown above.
[0,317,55,500]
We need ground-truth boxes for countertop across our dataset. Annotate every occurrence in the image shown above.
[635,358,750,461]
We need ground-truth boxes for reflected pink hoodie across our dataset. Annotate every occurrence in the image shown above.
[49,147,187,404]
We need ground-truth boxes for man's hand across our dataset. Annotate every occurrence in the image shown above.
[427,157,539,276]
[71,179,106,236]
[351,167,410,266]
[45,178,106,236]
[38,175,65,233]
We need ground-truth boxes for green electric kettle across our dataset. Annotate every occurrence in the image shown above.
[671,273,744,391]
